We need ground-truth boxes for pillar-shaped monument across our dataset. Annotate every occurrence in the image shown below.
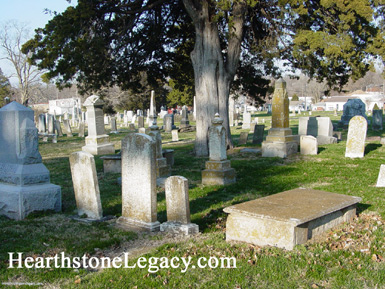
[116,133,160,231]
[262,79,298,158]
[202,113,236,185]
[148,90,156,125]
[82,95,115,155]
[0,102,61,220]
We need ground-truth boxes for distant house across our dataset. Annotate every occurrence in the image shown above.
[48,97,82,116]
[321,96,357,111]
[351,92,385,111]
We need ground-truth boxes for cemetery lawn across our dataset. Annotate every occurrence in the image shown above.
[1,111,385,288]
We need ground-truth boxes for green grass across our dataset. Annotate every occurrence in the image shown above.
[1,111,385,288]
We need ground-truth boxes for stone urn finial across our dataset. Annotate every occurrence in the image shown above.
[212,113,223,125]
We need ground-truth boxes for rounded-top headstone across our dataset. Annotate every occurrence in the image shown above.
[83,95,105,107]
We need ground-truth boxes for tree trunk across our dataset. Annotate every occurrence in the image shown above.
[182,0,246,156]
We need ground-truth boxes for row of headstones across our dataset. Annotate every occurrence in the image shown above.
[70,135,198,234]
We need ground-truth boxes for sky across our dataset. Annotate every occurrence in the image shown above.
[0,0,77,83]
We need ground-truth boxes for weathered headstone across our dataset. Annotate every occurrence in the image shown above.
[242,106,251,130]
[139,127,150,134]
[78,121,85,137]
[229,96,235,127]
[148,90,156,125]
[82,95,115,155]
[47,115,55,135]
[172,129,179,142]
[63,119,73,137]
[180,106,190,128]
[376,164,385,187]
[300,135,318,155]
[38,114,46,133]
[299,116,337,145]
[69,151,103,219]
[55,120,63,137]
[238,132,248,145]
[202,114,236,185]
[110,117,118,133]
[164,114,173,132]
[252,125,265,145]
[149,122,171,178]
[126,111,133,122]
[138,116,144,128]
[345,115,367,158]
[372,109,383,131]
[116,133,160,231]
[160,176,199,235]
[0,102,61,220]
[340,99,367,126]
[262,79,298,158]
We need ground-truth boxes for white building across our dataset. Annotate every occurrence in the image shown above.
[49,97,81,116]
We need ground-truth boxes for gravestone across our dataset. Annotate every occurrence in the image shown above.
[160,176,199,235]
[82,95,115,155]
[238,132,248,145]
[149,122,171,178]
[138,116,144,128]
[55,121,63,137]
[172,130,179,142]
[128,123,136,130]
[116,133,160,231]
[372,109,383,131]
[229,96,235,127]
[180,106,190,128]
[262,79,298,158]
[139,127,150,134]
[345,115,367,158]
[202,113,236,185]
[164,114,173,132]
[252,125,265,145]
[224,188,361,250]
[340,99,367,126]
[299,117,337,145]
[4,97,10,106]
[63,119,73,137]
[242,106,251,130]
[69,151,103,219]
[78,121,85,137]
[300,135,318,155]
[110,117,118,133]
[104,114,110,125]
[376,164,385,187]
[0,102,61,220]
[126,111,133,122]
[148,91,156,125]
[38,114,46,133]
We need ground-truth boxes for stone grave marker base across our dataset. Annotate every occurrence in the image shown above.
[160,221,199,235]
[0,183,61,220]
[116,216,160,232]
[224,188,361,250]
[262,141,298,158]
[202,160,236,185]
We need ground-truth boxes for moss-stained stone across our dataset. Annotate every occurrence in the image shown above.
[224,188,361,250]
[262,79,298,158]
[345,115,367,158]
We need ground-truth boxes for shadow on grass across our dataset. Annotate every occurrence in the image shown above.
[365,143,382,155]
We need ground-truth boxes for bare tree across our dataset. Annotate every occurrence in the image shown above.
[0,21,43,105]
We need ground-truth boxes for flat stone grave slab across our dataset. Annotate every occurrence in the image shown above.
[224,188,361,250]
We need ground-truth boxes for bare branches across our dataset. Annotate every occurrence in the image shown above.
[0,21,44,105]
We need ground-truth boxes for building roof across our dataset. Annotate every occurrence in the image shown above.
[322,96,357,103]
